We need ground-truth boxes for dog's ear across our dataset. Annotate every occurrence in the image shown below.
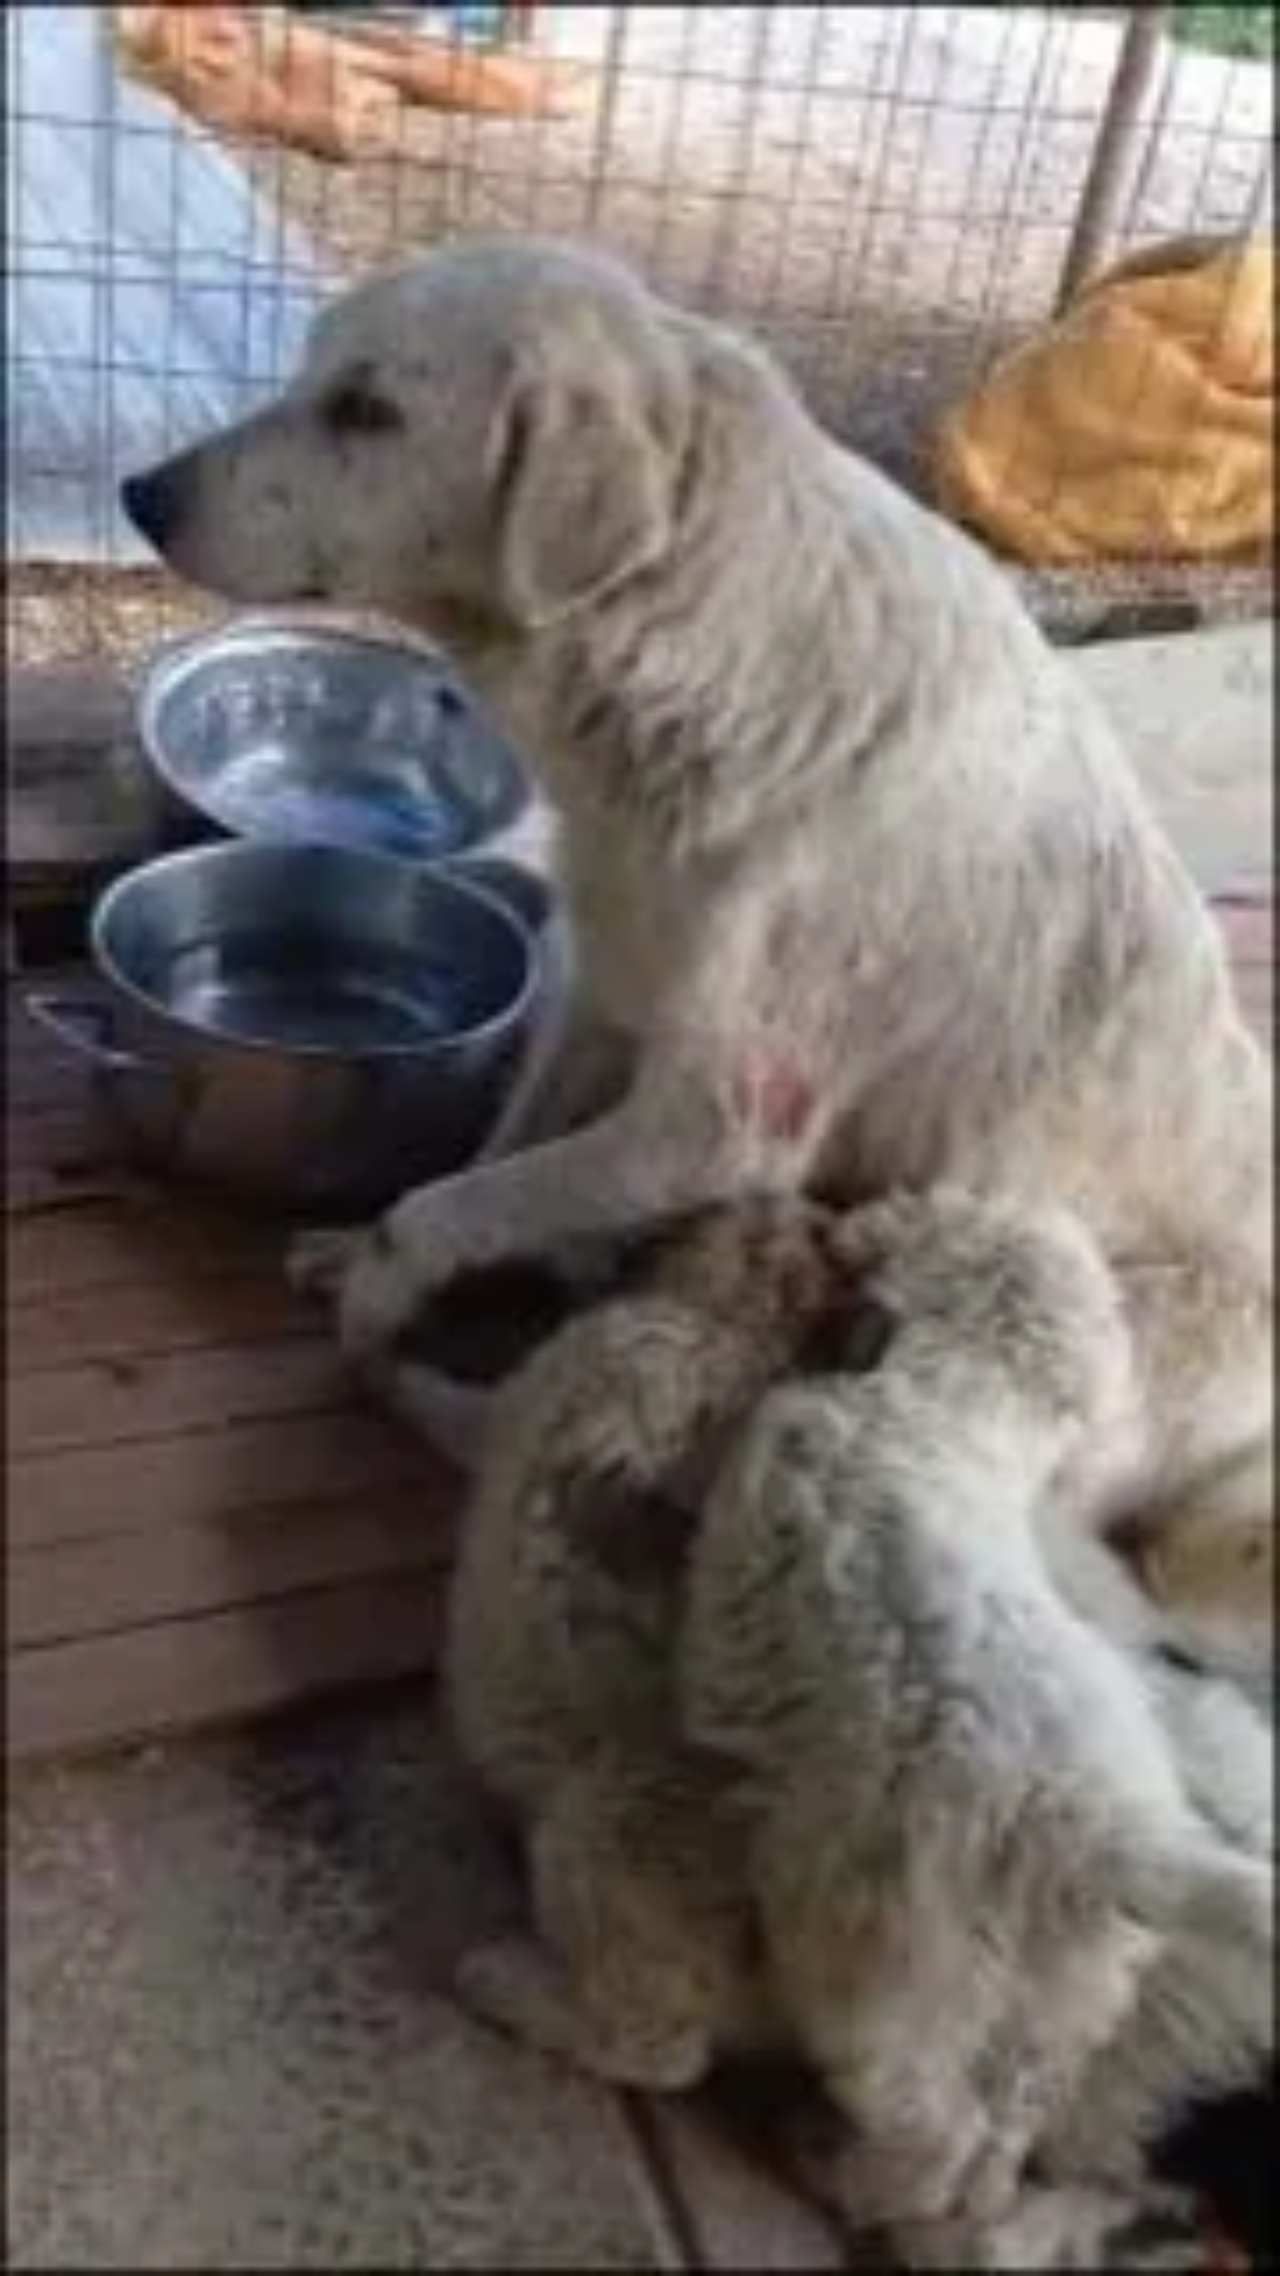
[489,351,679,630]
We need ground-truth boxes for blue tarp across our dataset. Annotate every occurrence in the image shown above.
[7,4,331,563]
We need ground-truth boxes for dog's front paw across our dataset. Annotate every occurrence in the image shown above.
[288,1214,434,1366]
[287,1225,367,1301]
[335,1226,429,1365]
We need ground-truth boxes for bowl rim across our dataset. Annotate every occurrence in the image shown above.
[89,839,540,1063]
[134,615,529,856]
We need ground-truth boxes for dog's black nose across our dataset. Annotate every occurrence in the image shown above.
[120,466,185,553]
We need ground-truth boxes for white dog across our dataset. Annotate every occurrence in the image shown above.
[120,235,1272,1666]
[679,1191,1272,2252]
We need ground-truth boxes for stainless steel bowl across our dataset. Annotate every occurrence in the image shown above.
[26,841,543,1211]
[137,620,530,862]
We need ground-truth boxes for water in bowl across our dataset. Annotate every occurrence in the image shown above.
[160,932,470,1052]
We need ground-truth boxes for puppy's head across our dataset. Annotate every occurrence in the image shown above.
[646,1196,846,1345]
[822,1188,1134,1436]
[120,236,694,637]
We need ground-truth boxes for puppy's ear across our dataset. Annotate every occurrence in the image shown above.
[490,352,679,630]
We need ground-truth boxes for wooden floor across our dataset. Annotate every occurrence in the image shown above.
[7,901,1273,1762]
[8,977,458,1762]
[7,5,326,565]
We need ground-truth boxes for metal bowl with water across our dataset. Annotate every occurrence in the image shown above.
[137,620,531,862]
[26,841,545,1211]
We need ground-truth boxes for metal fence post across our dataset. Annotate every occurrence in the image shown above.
[1055,3,1172,312]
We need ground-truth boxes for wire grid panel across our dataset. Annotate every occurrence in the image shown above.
[246,2,1147,475]
[6,2,1274,663]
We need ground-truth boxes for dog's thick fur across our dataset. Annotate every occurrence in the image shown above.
[680,1190,1272,2254]
[122,234,1272,1665]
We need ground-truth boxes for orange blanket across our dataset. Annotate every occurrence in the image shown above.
[935,235,1274,565]
[113,5,589,161]
[115,6,399,159]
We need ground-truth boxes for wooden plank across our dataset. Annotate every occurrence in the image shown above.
[8,1198,278,1298]
[8,1575,445,1761]
[7,1154,151,1218]
[9,1333,347,1457]
[6,662,168,904]
[10,1409,434,1551]
[9,1273,305,1371]
[8,1101,125,1177]
[9,1492,453,1648]
[9,1041,108,1113]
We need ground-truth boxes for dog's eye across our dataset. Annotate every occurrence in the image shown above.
[322,376,403,436]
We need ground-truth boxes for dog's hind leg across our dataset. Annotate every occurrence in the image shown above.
[1111,1260,1273,1687]
[1126,1461,1274,1700]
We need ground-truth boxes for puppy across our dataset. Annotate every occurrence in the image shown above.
[786,1651,1274,2269]
[679,1191,1272,2248]
[444,1196,851,2089]
[119,234,1272,1664]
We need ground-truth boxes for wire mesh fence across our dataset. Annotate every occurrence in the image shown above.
[7,2,1274,669]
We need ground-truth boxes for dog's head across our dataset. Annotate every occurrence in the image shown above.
[121,236,696,636]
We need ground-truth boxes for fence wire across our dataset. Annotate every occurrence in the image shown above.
[7,2,1274,666]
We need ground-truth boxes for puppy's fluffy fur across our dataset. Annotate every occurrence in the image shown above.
[445,1190,1272,2261]
[445,1197,847,2088]
[123,235,1272,1668]
[679,1191,1272,2252]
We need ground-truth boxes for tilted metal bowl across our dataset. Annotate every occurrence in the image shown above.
[136,619,531,863]
[26,841,545,1212]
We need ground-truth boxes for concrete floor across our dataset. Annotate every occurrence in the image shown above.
[8,624,1272,2269]
[8,1694,681,2270]
[1077,623,1274,898]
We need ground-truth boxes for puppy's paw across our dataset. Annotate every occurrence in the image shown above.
[1108,2185,1230,2273]
[901,2180,1213,2274]
[455,1936,712,2090]
[456,1937,548,2038]
[455,1936,590,2068]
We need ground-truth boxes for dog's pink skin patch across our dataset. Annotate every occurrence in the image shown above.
[730,1050,819,1145]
